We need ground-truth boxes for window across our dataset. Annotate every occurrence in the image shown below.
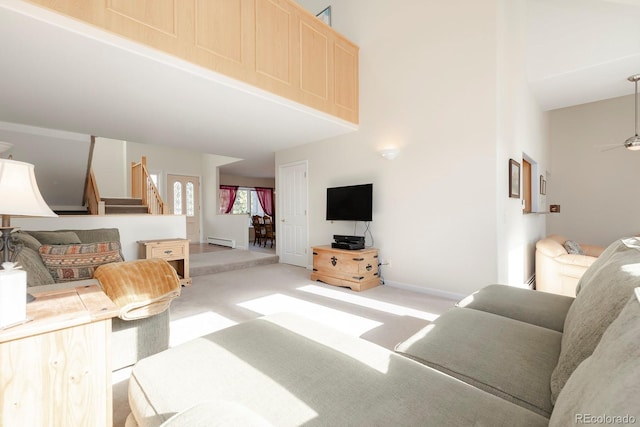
[173,181,182,215]
[229,188,265,217]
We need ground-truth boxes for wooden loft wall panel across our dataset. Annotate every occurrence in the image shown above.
[299,16,329,105]
[334,39,358,117]
[106,0,177,36]
[254,0,295,94]
[195,0,243,63]
[193,0,253,81]
[25,0,359,124]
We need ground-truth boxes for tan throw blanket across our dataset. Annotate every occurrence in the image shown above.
[94,258,181,321]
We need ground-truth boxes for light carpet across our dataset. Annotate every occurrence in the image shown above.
[189,249,278,276]
[113,263,457,426]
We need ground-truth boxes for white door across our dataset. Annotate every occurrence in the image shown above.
[167,174,201,243]
[279,161,308,267]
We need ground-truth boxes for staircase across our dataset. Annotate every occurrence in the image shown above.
[101,197,149,214]
[84,150,167,215]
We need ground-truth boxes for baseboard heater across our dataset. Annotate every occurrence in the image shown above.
[207,237,236,248]
[526,273,536,290]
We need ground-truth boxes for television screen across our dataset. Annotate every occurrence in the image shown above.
[326,184,373,221]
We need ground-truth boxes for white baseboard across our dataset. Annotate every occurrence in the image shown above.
[383,280,465,301]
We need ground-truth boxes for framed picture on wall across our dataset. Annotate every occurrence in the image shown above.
[509,159,520,198]
[316,6,331,26]
[540,175,547,195]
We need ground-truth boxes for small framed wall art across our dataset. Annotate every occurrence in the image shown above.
[316,6,331,26]
[509,159,520,198]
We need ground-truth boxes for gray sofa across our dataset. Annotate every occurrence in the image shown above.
[126,237,640,426]
[12,228,172,371]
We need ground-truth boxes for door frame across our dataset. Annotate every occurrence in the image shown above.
[277,160,309,268]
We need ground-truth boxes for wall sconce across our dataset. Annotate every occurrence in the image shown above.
[379,148,399,160]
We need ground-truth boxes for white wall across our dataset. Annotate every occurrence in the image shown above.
[219,174,275,189]
[13,215,186,260]
[0,121,91,210]
[280,0,549,297]
[547,94,638,246]
[496,0,550,286]
[126,141,205,201]
[93,137,126,197]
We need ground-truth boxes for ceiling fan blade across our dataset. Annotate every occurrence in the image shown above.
[601,145,623,152]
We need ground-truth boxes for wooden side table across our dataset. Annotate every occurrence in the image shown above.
[138,238,192,286]
[311,245,380,291]
[0,285,118,427]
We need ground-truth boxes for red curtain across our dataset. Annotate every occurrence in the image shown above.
[255,187,274,216]
[219,185,239,214]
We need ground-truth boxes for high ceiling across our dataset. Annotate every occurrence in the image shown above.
[1,0,640,178]
[0,0,356,179]
[527,0,640,110]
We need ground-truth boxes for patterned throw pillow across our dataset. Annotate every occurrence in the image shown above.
[39,242,124,283]
[563,240,585,255]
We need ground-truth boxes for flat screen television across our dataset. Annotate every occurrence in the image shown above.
[326,183,373,221]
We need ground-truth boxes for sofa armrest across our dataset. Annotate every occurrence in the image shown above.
[581,244,605,257]
[536,236,568,258]
[554,254,598,268]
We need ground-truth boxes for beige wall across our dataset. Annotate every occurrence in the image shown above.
[281,0,549,297]
[547,93,638,246]
[93,137,126,197]
[219,174,275,189]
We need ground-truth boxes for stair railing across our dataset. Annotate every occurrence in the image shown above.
[84,169,106,215]
[131,156,167,214]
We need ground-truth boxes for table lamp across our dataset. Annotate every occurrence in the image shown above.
[0,158,57,315]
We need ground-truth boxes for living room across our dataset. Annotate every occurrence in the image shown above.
[3,0,640,295]
[1,0,640,426]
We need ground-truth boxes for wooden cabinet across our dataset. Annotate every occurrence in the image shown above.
[138,238,192,286]
[311,245,380,291]
[26,0,359,123]
[0,285,118,427]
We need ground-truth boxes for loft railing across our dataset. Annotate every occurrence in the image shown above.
[131,156,167,214]
[84,169,105,215]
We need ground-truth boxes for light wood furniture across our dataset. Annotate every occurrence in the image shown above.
[138,238,192,286]
[27,0,359,124]
[0,285,118,427]
[311,245,380,291]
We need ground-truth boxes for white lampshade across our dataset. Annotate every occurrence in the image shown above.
[0,159,57,218]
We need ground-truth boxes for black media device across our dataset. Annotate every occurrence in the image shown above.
[332,234,365,250]
[326,183,373,222]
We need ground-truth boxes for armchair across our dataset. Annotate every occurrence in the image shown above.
[535,234,605,297]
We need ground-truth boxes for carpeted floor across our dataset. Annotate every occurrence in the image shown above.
[113,262,457,426]
[190,249,279,276]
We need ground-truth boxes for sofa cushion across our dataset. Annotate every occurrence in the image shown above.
[158,401,274,427]
[71,228,121,244]
[395,307,562,417]
[550,237,640,404]
[574,238,627,295]
[129,313,548,427]
[457,284,574,332]
[13,231,42,252]
[550,294,640,426]
[39,241,124,283]
[9,247,55,286]
[563,240,584,255]
[27,230,82,245]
